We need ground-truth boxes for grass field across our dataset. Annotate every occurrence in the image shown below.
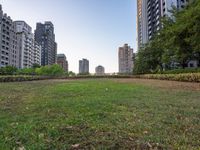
[0,79,199,149]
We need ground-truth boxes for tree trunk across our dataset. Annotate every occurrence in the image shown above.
[181,61,187,69]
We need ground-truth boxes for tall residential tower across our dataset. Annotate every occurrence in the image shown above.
[79,59,89,74]
[0,5,41,69]
[137,0,148,49]
[0,5,19,68]
[118,44,134,74]
[15,21,41,68]
[57,54,68,72]
[35,22,57,66]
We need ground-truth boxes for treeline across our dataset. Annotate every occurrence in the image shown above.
[0,64,72,76]
[134,0,200,74]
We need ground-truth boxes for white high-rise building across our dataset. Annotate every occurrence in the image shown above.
[33,41,41,66]
[15,21,41,68]
[0,5,19,68]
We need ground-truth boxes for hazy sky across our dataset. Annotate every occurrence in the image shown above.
[0,0,137,73]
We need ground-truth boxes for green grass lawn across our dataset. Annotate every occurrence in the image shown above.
[0,79,199,149]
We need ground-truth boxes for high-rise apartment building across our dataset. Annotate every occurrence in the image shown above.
[0,5,19,68]
[34,22,57,66]
[177,0,190,9]
[79,59,89,74]
[53,42,57,65]
[95,65,105,75]
[57,54,68,72]
[15,21,41,68]
[0,5,41,69]
[137,0,148,49]
[137,0,190,49]
[33,41,41,66]
[118,44,134,74]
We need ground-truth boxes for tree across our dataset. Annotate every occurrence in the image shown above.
[163,0,200,68]
[68,71,76,77]
[184,0,200,66]
[35,64,64,76]
[32,63,41,69]
[16,68,35,75]
[0,66,17,75]
[134,0,200,74]
[134,32,165,74]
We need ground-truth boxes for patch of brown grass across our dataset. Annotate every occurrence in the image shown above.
[113,78,200,91]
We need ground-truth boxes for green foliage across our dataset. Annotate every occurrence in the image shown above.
[0,64,64,76]
[32,63,41,69]
[134,35,164,74]
[0,66,17,75]
[0,75,42,82]
[16,68,36,75]
[136,73,200,82]
[134,0,200,74]
[35,64,64,76]
[68,71,76,77]
[78,72,90,76]
[159,68,200,74]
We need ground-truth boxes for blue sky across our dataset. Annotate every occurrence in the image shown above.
[0,0,137,73]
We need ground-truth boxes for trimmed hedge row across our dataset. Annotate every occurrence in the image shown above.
[135,73,200,82]
[0,76,52,82]
[159,68,200,74]
[1,73,200,83]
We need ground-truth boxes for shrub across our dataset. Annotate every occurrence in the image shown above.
[35,64,64,76]
[135,73,200,82]
[0,66,17,75]
[68,71,76,77]
[0,76,41,82]
[16,68,36,75]
[159,68,200,74]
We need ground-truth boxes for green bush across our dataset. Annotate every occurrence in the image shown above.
[0,64,65,77]
[16,68,36,75]
[35,64,64,76]
[159,68,200,74]
[67,71,76,77]
[136,73,200,82]
[0,75,41,82]
[0,66,17,75]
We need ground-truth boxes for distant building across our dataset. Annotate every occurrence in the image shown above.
[118,44,134,74]
[95,65,105,75]
[79,58,89,74]
[14,21,41,68]
[0,5,19,68]
[34,21,57,66]
[57,54,68,72]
